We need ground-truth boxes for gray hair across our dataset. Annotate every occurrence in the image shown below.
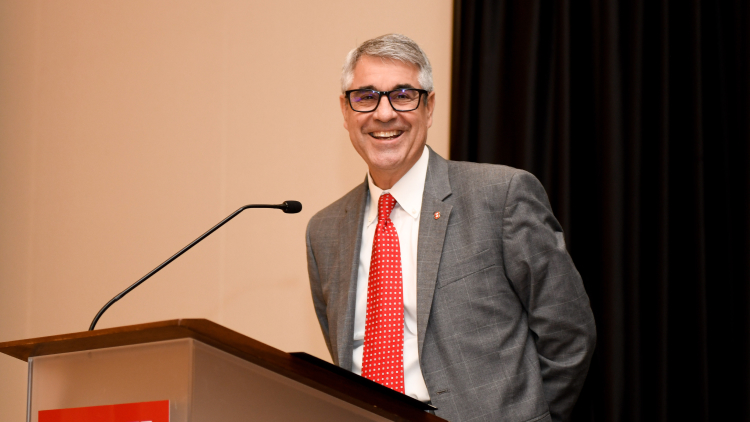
[340,34,433,93]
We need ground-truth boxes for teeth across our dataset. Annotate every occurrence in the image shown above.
[371,131,402,138]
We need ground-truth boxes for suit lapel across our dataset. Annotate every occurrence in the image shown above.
[416,148,452,357]
[335,179,368,371]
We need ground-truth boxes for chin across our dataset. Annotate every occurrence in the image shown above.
[367,150,408,168]
[368,158,402,172]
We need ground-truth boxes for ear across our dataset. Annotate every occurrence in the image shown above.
[425,91,436,129]
[340,94,349,130]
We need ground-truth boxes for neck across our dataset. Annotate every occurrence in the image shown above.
[370,170,406,190]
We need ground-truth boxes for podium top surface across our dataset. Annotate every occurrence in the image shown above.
[0,319,280,363]
[0,319,444,421]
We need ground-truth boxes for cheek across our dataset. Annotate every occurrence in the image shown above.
[343,115,361,133]
[348,116,369,136]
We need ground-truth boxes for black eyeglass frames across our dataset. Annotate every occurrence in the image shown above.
[345,88,429,112]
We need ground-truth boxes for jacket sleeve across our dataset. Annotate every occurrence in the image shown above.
[306,218,333,358]
[501,170,596,422]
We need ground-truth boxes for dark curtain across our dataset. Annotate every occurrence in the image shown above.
[450,1,750,421]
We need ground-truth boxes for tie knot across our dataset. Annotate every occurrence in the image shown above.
[377,193,397,222]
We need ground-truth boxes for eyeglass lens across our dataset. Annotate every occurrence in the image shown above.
[349,89,422,112]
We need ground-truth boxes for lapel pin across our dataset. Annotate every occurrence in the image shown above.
[434,211,441,220]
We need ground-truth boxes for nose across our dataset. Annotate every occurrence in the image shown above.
[372,93,397,122]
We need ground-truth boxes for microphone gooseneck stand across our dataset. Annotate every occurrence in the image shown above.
[88,201,302,331]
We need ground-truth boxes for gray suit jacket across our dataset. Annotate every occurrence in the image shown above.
[306,148,596,422]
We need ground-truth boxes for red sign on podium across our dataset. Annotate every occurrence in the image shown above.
[39,400,169,422]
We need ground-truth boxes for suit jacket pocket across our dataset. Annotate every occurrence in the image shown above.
[436,248,496,288]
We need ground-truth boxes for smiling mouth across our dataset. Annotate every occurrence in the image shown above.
[369,130,403,140]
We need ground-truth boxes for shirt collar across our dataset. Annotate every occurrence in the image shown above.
[366,145,430,226]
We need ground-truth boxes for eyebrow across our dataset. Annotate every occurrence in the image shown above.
[353,83,418,91]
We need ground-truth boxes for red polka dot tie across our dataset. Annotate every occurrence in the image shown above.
[362,193,405,393]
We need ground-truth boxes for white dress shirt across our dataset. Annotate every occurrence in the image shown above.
[352,145,431,402]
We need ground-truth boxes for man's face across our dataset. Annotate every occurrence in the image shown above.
[340,55,435,189]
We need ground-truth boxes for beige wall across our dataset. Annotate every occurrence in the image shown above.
[0,0,453,419]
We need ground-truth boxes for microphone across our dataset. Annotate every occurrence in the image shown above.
[282,200,302,214]
[88,201,302,331]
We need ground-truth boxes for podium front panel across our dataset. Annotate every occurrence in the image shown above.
[27,337,397,421]
[28,338,192,422]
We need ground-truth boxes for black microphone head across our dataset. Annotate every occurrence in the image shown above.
[282,201,302,214]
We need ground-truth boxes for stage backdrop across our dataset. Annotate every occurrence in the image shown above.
[0,1,452,419]
[451,1,750,421]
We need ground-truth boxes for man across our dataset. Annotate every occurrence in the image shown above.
[306,34,596,422]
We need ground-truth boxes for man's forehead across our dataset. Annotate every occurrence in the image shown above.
[353,83,418,91]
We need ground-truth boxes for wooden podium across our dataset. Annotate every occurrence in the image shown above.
[0,319,444,422]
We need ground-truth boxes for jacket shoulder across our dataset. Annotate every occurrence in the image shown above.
[445,159,528,191]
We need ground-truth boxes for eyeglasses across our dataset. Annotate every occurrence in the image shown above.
[345,88,429,112]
